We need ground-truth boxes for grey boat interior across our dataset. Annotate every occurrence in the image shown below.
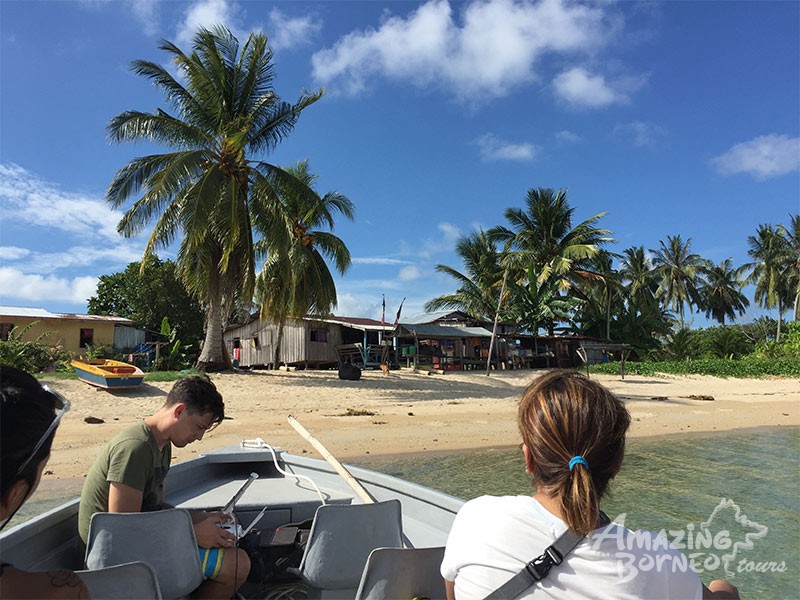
[2,442,464,599]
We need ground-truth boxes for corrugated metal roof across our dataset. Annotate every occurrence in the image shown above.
[397,323,493,338]
[401,310,469,325]
[314,316,394,331]
[0,306,132,324]
[57,313,133,324]
[0,306,55,318]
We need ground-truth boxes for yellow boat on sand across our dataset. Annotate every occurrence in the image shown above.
[71,359,145,389]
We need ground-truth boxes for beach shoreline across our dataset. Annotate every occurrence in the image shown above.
[35,368,798,488]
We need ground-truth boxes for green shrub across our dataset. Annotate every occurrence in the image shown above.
[751,321,800,359]
[590,357,800,379]
[0,322,73,373]
[694,325,754,358]
[661,328,700,360]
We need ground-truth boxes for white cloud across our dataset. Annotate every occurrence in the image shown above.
[416,222,462,259]
[352,257,413,265]
[0,163,124,243]
[130,0,159,36]
[78,0,159,37]
[0,267,98,305]
[438,222,461,243]
[555,130,582,144]
[0,246,31,261]
[267,8,322,51]
[475,133,538,161]
[398,265,421,281]
[22,245,144,276]
[613,120,666,147]
[311,0,617,102]
[175,0,244,47]
[553,67,642,108]
[710,134,800,180]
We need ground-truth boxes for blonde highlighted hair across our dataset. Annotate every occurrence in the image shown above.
[518,371,630,535]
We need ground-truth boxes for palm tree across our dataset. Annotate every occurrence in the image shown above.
[780,214,800,320]
[699,258,749,325]
[254,160,354,367]
[580,250,624,341]
[651,235,708,329]
[619,246,659,315]
[505,268,579,338]
[106,26,323,370]
[489,188,612,293]
[426,230,504,321]
[745,224,792,342]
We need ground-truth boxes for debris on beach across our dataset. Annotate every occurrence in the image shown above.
[687,395,715,401]
[84,416,105,424]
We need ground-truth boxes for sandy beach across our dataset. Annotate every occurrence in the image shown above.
[35,368,798,496]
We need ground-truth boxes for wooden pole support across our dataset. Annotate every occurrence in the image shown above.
[287,415,374,504]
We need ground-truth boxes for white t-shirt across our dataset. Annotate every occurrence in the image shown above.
[441,495,703,600]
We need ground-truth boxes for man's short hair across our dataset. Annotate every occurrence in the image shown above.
[165,376,224,427]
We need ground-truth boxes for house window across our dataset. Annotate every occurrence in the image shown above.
[80,328,94,348]
[252,335,260,348]
[310,328,328,343]
[0,323,14,341]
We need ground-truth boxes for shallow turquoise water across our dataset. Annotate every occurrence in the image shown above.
[353,427,800,599]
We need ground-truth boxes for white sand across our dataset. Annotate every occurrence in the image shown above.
[37,369,798,491]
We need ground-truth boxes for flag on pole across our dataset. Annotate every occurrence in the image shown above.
[394,297,406,327]
[381,294,385,326]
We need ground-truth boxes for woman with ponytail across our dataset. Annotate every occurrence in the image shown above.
[1,365,89,598]
[441,371,738,599]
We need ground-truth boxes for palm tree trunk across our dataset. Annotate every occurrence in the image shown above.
[776,299,783,343]
[196,273,226,371]
[606,290,611,341]
[273,314,286,369]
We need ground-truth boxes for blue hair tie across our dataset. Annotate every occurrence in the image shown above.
[569,455,589,471]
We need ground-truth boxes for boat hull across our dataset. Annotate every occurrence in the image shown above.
[71,359,145,389]
[0,445,463,574]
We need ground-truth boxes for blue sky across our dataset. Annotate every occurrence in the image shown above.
[1,0,798,326]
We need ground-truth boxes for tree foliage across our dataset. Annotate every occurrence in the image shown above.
[88,256,205,347]
[426,229,503,321]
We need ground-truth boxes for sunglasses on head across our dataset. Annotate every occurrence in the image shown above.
[14,385,71,478]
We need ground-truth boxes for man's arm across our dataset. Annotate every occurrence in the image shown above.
[445,579,455,600]
[108,481,144,513]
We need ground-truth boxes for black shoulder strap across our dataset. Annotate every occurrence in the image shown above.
[484,512,610,600]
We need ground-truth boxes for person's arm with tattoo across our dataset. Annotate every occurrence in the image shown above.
[0,566,91,598]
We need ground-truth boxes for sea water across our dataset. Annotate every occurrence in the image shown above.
[354,427,800,599]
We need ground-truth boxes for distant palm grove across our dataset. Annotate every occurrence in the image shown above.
[427,188,799,367]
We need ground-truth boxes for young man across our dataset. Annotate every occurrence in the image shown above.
[78,376,250,599]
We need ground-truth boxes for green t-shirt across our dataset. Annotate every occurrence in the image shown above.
[78,421,171,543]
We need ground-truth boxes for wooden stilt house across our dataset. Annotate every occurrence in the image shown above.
[223,315,394,369]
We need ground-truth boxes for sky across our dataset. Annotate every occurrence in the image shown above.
[1,0,798,327]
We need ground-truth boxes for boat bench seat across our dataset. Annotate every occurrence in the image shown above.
[109,366,137,374]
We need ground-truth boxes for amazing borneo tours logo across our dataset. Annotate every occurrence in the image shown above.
[593,498,784,583]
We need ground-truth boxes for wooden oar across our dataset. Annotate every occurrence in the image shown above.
[287,415,374,504]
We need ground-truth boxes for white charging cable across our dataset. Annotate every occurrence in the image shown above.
[240,438,327,506]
